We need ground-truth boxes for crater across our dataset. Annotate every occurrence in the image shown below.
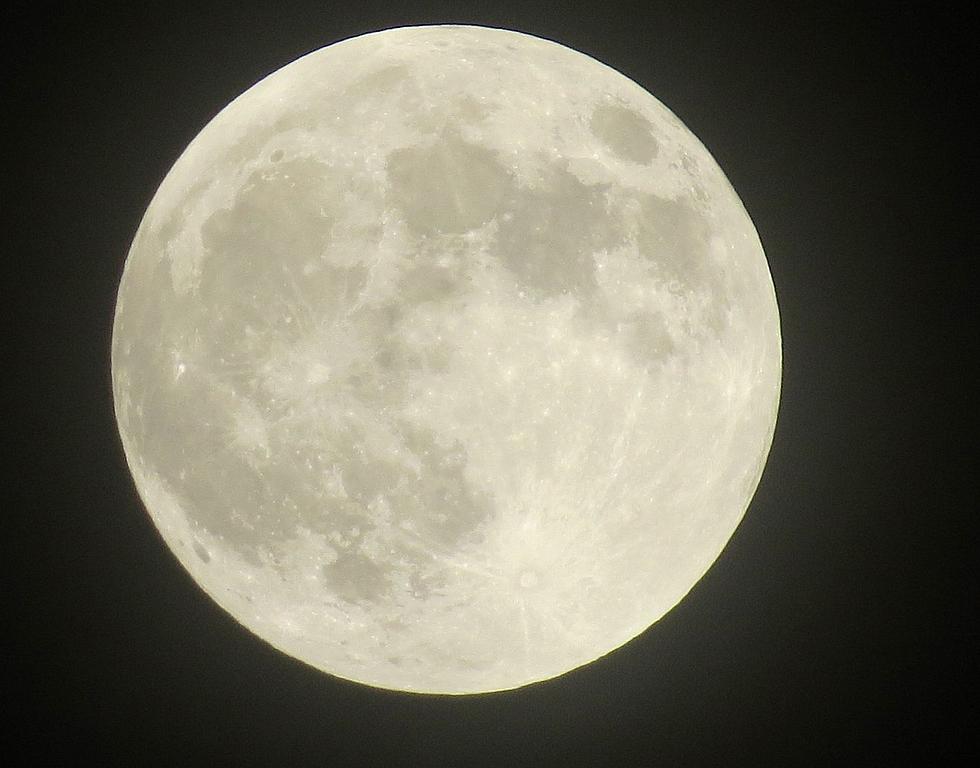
[193,541,211,563]
[590,103,659,165]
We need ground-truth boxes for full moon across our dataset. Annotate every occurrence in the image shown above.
[112,25,780,694]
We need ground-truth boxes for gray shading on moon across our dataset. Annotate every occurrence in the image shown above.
[111,25,781,694]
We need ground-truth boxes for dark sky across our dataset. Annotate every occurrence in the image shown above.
[6,1,971,765]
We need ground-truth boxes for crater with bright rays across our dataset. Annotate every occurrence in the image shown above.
[111,25,781,694]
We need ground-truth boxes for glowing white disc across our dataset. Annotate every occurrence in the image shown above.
[111,25,781,694]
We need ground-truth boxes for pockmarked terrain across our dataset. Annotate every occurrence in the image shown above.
[112,25,781,694]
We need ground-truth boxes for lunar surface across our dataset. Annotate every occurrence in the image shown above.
[111,25,781,694]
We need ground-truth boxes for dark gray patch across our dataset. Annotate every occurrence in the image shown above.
[422,341,454,373]
[385,131,512,236]
[344,64,411,102]
[620,312,676,361]
[322,552,389,604]
[576,283,677,367]
[459,655,494,671]
[590,104,659,164]
[635,193,729,330]
[198,159,365,344]
[635,194,711,291]
[496,162,621,298]
[455,94,493,125]
[201,158,340,274]
[198,158,342,339]
[270,149,284,162]
[396,423,494,546]
[311,420,495,567]
[409,570,435,600]
[340,448,406,508]
[398,261,460,305]
[241,548,264,568]
[193,541,211,563]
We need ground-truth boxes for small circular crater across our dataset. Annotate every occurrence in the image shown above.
[270,149,285,163]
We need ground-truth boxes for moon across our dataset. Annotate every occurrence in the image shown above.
[111,25,781,694]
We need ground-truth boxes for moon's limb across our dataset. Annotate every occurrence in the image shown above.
[111,25,781,694]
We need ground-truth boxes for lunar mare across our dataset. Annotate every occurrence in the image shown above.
[111,25,781,694]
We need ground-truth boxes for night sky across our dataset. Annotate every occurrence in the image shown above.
[6,1,971,764]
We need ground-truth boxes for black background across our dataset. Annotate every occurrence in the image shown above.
[6,1,972,764]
